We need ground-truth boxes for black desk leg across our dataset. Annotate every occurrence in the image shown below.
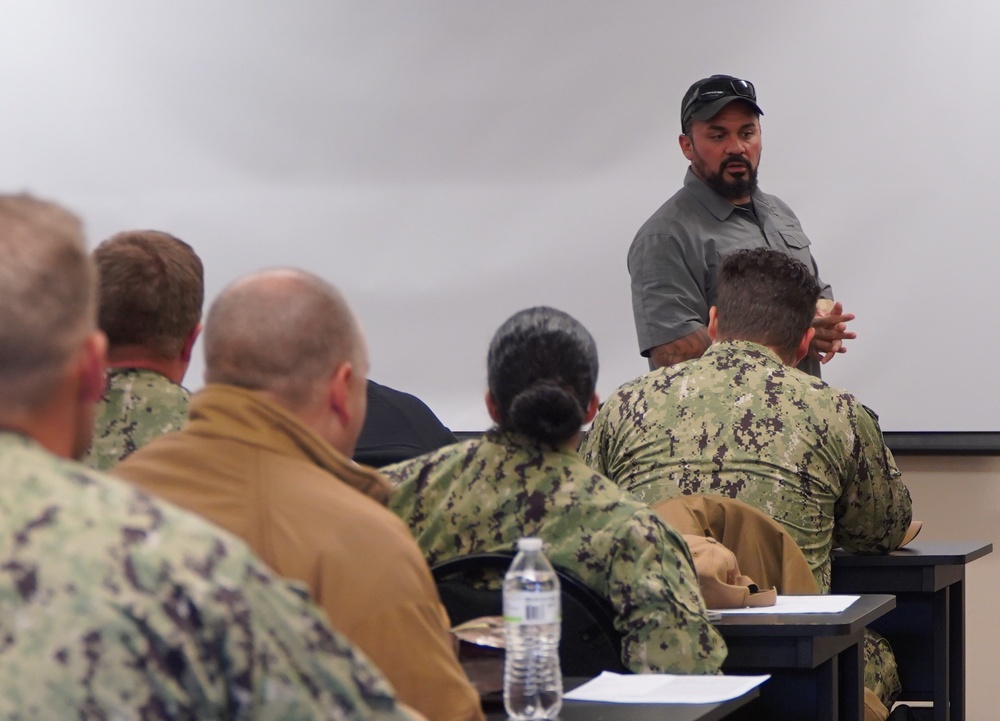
[839,638,863,721]
[933,588,950,721]
[726,665,838,721]
[950,579,965,721]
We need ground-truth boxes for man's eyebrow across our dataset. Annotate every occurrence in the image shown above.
[705,122,758,132]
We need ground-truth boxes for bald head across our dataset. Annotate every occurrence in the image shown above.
[0,194,97,413]
[204,269,365,411]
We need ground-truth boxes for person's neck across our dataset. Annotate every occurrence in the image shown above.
[106,347,187,385]
[256,387,355,459]
[0,389,80,459]
[718,337,798,367]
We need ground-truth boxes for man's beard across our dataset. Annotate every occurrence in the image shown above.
[703,154,758,200]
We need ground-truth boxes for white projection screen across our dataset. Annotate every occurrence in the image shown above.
[3,1,997,446]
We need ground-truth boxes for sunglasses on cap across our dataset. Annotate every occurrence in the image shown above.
[682,77,757,125]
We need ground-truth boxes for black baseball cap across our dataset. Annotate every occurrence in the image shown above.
[681,75,763,131]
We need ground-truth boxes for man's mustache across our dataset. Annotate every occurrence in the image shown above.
[720,154,751,170]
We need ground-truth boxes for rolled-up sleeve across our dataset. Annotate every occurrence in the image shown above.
[628,232,709,356]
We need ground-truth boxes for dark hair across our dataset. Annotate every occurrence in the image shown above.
[487,306,598,445]
[716,248,821,354]
[94,230,204,359]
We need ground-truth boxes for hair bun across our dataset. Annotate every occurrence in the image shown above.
[507,381,583,445]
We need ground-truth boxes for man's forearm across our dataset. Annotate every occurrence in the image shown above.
[649,327,711,369]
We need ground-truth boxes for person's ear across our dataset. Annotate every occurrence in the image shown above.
[583,393,600,425]
[485,390,502,425]
[79,331,108,405]
[708,307,719,342]
[796,328,817,365]
[679,132,695,161]
[327,362,354,425]
[180,323,201,364]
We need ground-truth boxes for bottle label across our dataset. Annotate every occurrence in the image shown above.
[503,591,560,624]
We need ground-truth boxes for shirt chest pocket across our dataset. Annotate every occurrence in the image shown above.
[765,230,816,270]
[773,229,811,250]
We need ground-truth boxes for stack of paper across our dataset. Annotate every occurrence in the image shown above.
[563,671,769,704]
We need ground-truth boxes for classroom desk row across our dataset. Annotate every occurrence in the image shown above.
[485,595,886,721]
[831,541,992,721]
[486,541,991,721]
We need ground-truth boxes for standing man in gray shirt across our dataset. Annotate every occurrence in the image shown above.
[628,74,854,375]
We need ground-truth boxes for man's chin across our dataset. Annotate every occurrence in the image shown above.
[706,175,757,201]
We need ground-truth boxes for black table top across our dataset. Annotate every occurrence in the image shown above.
[831,540,992,567]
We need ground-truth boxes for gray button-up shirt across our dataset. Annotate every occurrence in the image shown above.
[628,167,832,374]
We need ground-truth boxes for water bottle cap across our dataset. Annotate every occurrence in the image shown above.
[517,537,543,552]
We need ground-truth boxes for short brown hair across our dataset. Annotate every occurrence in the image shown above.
[0,194,96,412]
[715,248,820,355]
[94,231,204,359]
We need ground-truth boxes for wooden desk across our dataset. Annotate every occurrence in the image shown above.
[484,676,760,721]
[713,594,895,721]
[831,541,993,721]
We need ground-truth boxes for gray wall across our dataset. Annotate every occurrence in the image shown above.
[898,455,998,718]
[5,1,1000,432]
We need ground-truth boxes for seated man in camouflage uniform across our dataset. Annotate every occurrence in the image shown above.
[384,306,727,675]
[0,193,418,720]
[582,247,912,715]
[82,230,203,471]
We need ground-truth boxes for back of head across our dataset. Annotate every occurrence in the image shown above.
[715,248,821,355]
[204,269,361,410]
[0,194,95,414]
[94,230,204,359]
[487,306,598,445]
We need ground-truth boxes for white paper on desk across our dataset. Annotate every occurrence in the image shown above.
[563,671,769,704]
[714,594,860,615]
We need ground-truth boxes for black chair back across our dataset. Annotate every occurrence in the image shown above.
[431,552,627,676]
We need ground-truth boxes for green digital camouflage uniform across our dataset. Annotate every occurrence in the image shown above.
[83,368,190,471]
[383,430,727,675]
[581,339,913,706]
[0,431,414,721]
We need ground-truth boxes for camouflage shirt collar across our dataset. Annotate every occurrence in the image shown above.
[106,367,185,389]
[0,430,38,452]
[484,427,579,458]
[703,339,786,368]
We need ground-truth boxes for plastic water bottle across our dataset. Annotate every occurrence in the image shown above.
[503,537,563,720]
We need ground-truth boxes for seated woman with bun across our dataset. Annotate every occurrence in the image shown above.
[383,306,725,674]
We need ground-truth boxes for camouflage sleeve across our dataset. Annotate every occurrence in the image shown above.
[833,403,912,554]
[384,458,428,535]
[383,456,417,494]
[579,404,610,477]
[31,518,417,720]
[211,549,418,721]
[607,510,727,674]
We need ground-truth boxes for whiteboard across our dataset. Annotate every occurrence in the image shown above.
[2,1,995,433]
